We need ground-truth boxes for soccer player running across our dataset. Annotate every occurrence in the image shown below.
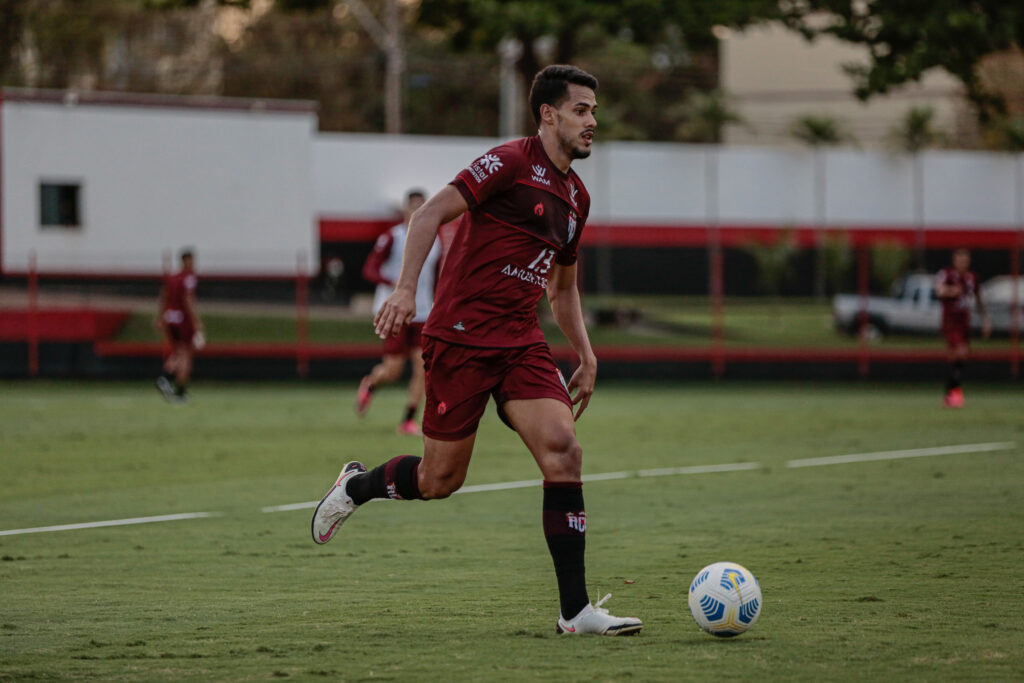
[936,248,990,407]
[356,189,442,436]
[156,248,204,403]
[312,65,642,635]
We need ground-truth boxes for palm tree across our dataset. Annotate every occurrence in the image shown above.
[888,106,946,270]
[789,114,853,147]
[675,89,745,144]
[790,114,855,298]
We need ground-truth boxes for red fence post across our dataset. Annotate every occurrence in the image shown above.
[710,228,725,379]
[1012,231,1021,380]
[27,251,39,377]
[857,245,870,379]
[296,251,310,378]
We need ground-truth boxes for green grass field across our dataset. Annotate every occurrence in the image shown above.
[2,381,1023,681]
[114,297,1017,350]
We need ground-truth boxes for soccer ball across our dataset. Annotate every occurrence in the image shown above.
[688,561,762,637]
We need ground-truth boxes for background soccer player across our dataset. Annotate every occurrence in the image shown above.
[156,248,204,402]
[356,189,442,436]
[312,65,642,635]
[935,248,990,407]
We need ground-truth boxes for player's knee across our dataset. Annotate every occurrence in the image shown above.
[544,433,582,480]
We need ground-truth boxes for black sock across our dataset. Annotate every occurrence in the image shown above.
[403,404,418,422]
[175,383,187,396]
[161,371,174,382]
[347,455,422,505]
[543,481,589,620]
[946,359,964,391]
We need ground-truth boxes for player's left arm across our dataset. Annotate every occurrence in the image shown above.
[184,286,204,336]
[975,281,991,338]
[548,261,597,420]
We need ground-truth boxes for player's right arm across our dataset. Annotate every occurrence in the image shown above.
[935,270,961,299]
[374,185,467,339]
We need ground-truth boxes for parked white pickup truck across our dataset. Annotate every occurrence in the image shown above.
[833,273,1023,338]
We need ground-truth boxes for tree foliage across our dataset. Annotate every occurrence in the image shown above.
[887,105,945,153]
[780,0,1024,123]
[790,113,854,147]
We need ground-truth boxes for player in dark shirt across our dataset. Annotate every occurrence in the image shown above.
[156,249,204,402]
[312,65,642,636]
[935,248,990,407]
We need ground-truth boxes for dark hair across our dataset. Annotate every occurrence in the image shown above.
[529,65,598,124]
[180,248,194,261]
[406,189,427,202]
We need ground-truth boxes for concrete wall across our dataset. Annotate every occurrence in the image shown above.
[2,90,317,276]
[316,133,1024,231]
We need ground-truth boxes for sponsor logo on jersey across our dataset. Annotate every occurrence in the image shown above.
[531,164,551,186]
[569,182,578,206]
[468,153,503,183]
[501,263,548,288]
[453,321,466,332]
[567,211,577,243]
[566,511,586,533]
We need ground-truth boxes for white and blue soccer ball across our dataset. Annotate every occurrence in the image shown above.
[688,561,762,637]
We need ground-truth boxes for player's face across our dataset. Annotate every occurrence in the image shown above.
[405,195,425,221]
[953,250,970,271]
[554,84,598,160]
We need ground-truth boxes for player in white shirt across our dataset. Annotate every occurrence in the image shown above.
[356,190,442,435]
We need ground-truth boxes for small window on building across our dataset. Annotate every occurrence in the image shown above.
[40,182,82,228]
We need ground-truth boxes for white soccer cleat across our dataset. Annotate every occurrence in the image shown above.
[156,376,175,401]
[311,461,366,545]
[556,594,643,636]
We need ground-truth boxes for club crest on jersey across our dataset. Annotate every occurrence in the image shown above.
[567,211,578,243]
[569,182,578,206]
[531,164,551,186]
[468,153,503,183]
[567,512,586,533]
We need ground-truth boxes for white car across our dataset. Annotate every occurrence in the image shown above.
[833,273,1023,338]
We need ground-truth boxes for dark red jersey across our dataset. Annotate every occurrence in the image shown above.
[423,136,591,348]
[936,268,977,328]
[162,270,197,325]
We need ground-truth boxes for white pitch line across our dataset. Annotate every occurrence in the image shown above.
[786,441,1017,469]
[0,512,220,537]
[259,462,761,513]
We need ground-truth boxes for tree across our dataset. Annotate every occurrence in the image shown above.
[887,105,945,153]
[417,0,778,133]
[780,0,1024,123]
[789,113,852,298]
[674,89,744,143]
[789,113,854,147]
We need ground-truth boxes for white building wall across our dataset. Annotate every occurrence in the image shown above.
[2,92,317,275]
[314,134,1024,231]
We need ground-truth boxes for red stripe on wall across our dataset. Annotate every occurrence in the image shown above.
[319,218,1024,248]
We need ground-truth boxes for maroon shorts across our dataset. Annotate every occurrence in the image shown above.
[383,322,424,356]
[942,314,970,348]
[420,337,572,441]
[165,321,195,346]
[943,323,970,348]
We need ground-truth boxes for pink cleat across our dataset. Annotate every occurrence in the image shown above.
[397,419,422,437]
[355,377,374,416]
[943,387,964,408]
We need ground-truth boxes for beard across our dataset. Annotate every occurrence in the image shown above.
[558,128,592,159]
[570,145,591,160]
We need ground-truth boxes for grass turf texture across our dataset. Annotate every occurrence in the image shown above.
[113,298,1018,350]
[1,381,1022,681]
